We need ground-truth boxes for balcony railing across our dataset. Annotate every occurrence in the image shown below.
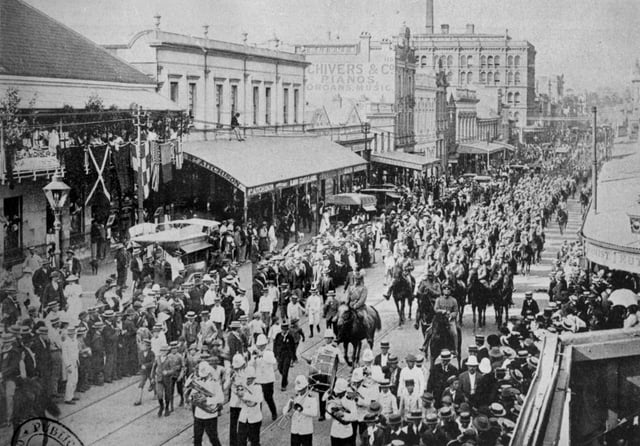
[1,140,63,184]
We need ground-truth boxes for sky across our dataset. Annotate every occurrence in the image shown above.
[25,0,640,92]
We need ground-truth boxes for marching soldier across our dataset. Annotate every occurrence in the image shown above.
[190,361,224,446]
[236,366,263,446]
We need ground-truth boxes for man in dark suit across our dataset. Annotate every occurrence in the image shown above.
[273,321,297,391]
[420,412,448,446]
[374,341,391,369]
[360,413,386,446]
[427,349,458,405]
[385,355,401,394]
[41,271,67,311]
[32,260,53,298]
[63,250,82,277]
[187,278,206,315]
[520,291,540,317]
[31,325,53,395]
[226,321,246,360]
[317,269,335,303]
[475,335,489,361]
[404,410,428,445]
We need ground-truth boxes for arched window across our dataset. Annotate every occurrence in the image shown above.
[514,92,521,104]
[515,72,521,85]
[481,55,487,68]
[467,72,473,84]
[487,72,493,83]
[507,92,513,103]
[447,55,453,67]
[480,71,486,83]
[514,111,520,122]
[494,56,500,68]
[420,55,427,68]
[515,55,521,67]
[494,71,500,83]
[467,55,473,67]
[460,55,466,68]
[508,55,513,67]
[440,56,446,69]
[507,71,514,84]
[487,56,494,68]
[447,71,453,83]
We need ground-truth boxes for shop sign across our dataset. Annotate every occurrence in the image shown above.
[352,164,367,173]
[342,167,354,175]
[275,181,290,190]
[320,170,337,180]
[584,241,640,274]
[247,184,274,196]
[184,154,244,191]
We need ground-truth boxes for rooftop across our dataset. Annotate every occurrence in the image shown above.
[0,0,153,85]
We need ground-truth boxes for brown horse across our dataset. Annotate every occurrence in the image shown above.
[335,304,381,367]
[424,311,462,368]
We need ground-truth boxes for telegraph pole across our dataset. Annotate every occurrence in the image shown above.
[592,106,598,213]
[135,106,145,223]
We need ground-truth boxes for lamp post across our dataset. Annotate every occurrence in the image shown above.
[43,172,71,267]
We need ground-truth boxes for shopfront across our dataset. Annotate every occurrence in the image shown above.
[370,151,439,189]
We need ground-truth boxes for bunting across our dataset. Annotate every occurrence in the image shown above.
[85,144,111,206]
[131,141,152,199]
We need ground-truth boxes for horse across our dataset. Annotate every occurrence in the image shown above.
[467,270,489,327]
[490,267,513,327]
[335,303,381,367]
[424,311,462,368]
[386,271,415,325]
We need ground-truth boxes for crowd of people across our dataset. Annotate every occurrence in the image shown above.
[2,137,639,445]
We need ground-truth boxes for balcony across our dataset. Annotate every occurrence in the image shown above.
[1,139,63,184]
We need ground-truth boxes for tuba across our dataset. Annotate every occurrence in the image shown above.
[185,374,221,414]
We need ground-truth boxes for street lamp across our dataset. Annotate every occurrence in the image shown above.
[43,172,71,267]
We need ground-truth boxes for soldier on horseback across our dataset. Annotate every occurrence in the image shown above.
[346,270,367,317]
[433,284,460,353]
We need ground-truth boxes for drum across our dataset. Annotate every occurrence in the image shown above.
[308,353,338,393]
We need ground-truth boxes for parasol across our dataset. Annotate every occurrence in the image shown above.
[608,288,639,307]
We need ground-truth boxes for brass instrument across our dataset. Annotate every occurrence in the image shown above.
[326,397,352,426]
[276,389,312,429]
[185,375,221,414]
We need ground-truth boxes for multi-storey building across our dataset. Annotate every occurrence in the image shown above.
[413,0,536,134]
[105,17,309,133]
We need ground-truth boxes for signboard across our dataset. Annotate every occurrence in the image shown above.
[184,153,244,191]
[584,241,640,274]
[247,184,274,196]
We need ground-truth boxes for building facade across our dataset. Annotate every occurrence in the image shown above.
[292,28,416,152]
[105,19,309,133]
[411,24,536,131]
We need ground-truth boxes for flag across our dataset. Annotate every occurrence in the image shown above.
[131,141,152,199]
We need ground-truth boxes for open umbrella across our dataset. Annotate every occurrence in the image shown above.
[608,288,639,307]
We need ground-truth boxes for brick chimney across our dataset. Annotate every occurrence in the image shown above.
[425,0,434,34]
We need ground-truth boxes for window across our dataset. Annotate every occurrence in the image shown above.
[507,92,514,103]
[231,85,238,118]
[420,55,427,68]
[515,72,521,85]
[467,55,473,67]
[515,55,521,67]
[508,72,514,85]
[508,55,514,67]
[487,56,494,68]
[447,55,453,67]
[514,111,520,122]
[215,84,223,124]
[439,56,446,69]
[293,89,299,123]
[480,71,486,83]
[170,81,179,103]
[283,88,289,124]
[494,72,500,84]
[481,56,487,68]
[265,86,271,124]
[252,86,259,125]
[447,71,453,83]
[514,92,521,104]
[487,72,493,84]
[460,55,466,68]
[467,72,473,84]
[494,56,500,68]
[188,82,196,117]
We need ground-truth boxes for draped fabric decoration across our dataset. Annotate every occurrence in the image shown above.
[150,140,161,192]
[159,142,173,183]
[85,144,111,206]
[112,142,133,196]
[174,139,183,170]
[131,141,152,199]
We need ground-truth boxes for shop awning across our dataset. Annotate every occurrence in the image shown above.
[326,193,376,208]
[581,148,640,274]
[457,141,511,155]
[5,79,182,111]
[183,136,367,196]
[371,151,439,171]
